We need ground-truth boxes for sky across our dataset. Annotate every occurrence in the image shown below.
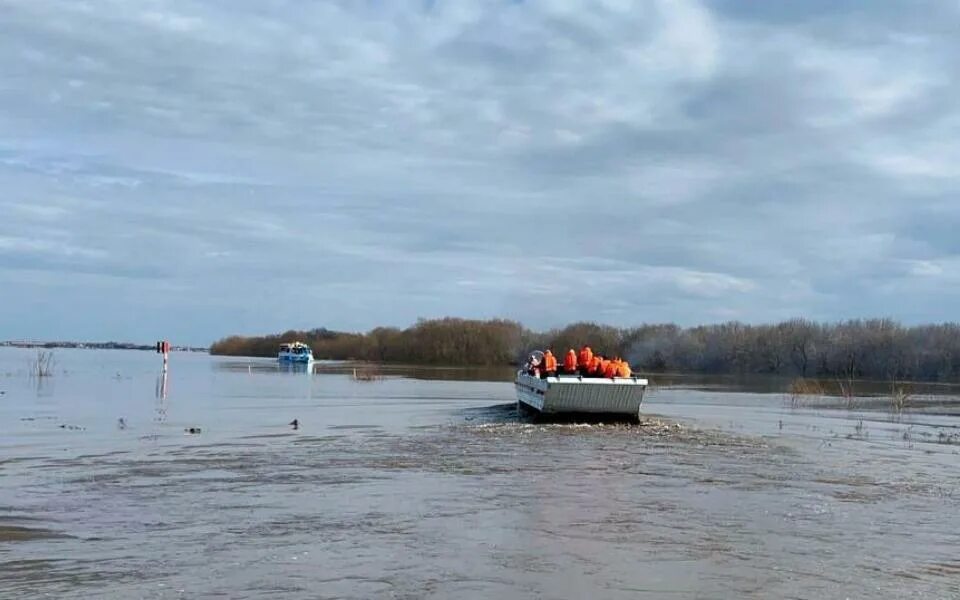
[2,0,959,345]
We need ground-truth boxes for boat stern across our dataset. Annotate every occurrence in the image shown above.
[515,372,648,419]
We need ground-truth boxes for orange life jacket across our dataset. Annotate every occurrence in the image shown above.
[543,351,558,372]
[578,346,593,368]
[588,355,601,374]
[601,359,614,378]
[563,349,578,373]
[616,361,632,378]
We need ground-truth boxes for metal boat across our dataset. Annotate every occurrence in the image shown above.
[514,351,648,419]
[514,372,649,419]
[278,342,313,364]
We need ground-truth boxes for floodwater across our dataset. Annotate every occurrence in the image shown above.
[2,349,959,599]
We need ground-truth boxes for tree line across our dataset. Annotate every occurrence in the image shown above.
[209,317,960,382]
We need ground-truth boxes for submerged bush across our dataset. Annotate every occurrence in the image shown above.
[31,350,55,378]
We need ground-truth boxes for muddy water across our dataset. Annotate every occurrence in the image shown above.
[1,349,959,599]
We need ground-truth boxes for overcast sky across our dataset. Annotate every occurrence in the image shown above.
[2,0,959,345]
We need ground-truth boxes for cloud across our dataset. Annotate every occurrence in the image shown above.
[1,0,959,344]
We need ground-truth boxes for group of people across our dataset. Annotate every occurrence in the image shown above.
[527,346,632,379]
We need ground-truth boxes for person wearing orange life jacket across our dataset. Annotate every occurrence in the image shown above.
[542,350,558,377]
[613,358,626,378]
[601,357,616,378]
[578,346,593,375]
[616,360,632,378]
[563,349,578,374]
[610,358,628,378]
[587,354,602,377]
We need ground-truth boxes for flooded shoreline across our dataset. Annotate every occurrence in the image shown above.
[2,348,959,599]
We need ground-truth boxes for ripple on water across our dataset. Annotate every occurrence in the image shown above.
[3,371,960,600]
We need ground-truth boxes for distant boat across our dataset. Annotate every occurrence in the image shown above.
[278,342,313,364]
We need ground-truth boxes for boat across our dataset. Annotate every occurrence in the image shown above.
[278,341,314,364]
[515,352,648,420]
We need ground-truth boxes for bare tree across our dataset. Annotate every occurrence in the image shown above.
[209,317,960,382]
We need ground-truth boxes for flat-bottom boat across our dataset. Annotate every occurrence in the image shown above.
[514,371,649,420]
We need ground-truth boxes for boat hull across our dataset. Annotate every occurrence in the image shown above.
[278,353,313,363]
[515,372,648,419]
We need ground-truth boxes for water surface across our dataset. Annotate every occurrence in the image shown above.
[1,348,958,599]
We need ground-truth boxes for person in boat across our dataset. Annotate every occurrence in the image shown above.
[616,360,632,378]
[578,346,593,376]
[526,353,542,377]
[563,349,578,374]
[602,357,618,378]
[542,350,558,378]
[598,356,612,378]
[587,354,601,377]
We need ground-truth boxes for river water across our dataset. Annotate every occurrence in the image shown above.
[1,348,959,599]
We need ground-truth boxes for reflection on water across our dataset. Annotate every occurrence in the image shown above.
[217,357,516,383]
[154,368,168,425]
[1,348,959,599]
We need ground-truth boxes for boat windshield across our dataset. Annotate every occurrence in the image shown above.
[280,343,311,356]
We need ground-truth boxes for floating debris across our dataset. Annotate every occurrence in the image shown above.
[0,525,73,542]
[58,424,85,431]
[352,368,383,382]
[937,431,959,445]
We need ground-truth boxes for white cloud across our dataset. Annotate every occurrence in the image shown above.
[0,235,106,260]
[1,0,959,343]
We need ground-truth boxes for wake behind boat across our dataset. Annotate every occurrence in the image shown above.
[278,341,313,364]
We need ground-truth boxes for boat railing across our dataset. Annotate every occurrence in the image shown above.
[518,371,647,385]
